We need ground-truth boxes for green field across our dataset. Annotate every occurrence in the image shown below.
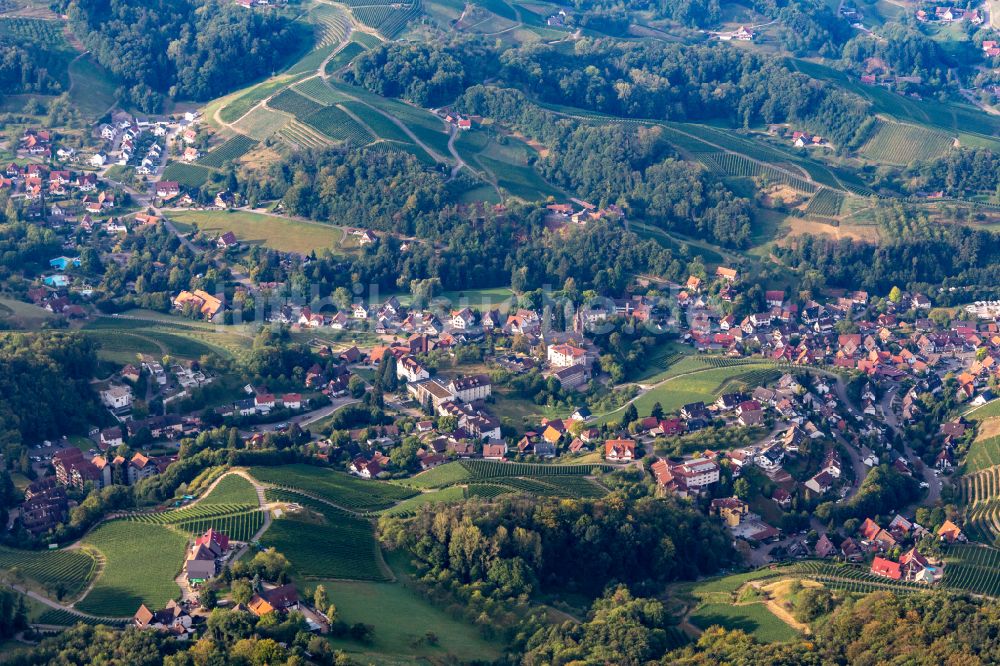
[968,401,1000,421]
[250,464,418,511]
[67,56,118,118]
[197,135,259,169]
[263,489,388,580]
[221,78,295,124]
[77,521,187,617]
[602,360,778,422]
[167,210,344,255]
[688,602,800,642]
[201,474,258,504]
[943,545,1000,597]
[312,569,502,662]
[0,547,97,600]
[324,42,367,75]
[379,486,468,516]
[398,462,473,489]
[0,297,55,328]
[81,319,241,362]
[160,162,212,189]
[859,118,955,165]
[965,435,1000,474]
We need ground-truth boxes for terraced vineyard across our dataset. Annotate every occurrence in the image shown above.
[125,475,264,541]
[303,105,374,143]
[942,544,1000,597]
[294,78,353,105]
[172,511,265,542]
[324,41,367,75]
[469,476,606,498]
[196,135,258,168]
[262,489,389,580]
[277,120,333,149]
[160,162,212,188]
[0,547,97,599]
[77,521,187,617]
[805,189,845,217]
[859,119,955,165]
[127,503,255,525]
[787,561,923,595]
[351,0,422,38]
[314,4,353,47]
[250,464,418,512]
[341,100,412,143]
[959,463,1000,544]
[460,460,614,477]
[697,152,818,193]
[269,88,326,118]
[36,608,126,626]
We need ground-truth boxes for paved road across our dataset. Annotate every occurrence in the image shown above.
[239,396,360,437]
[881,385,942,507]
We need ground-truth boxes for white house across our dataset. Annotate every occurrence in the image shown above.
[101,385,133,410]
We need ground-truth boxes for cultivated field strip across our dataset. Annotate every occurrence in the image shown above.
[0,547,97,599]
[196,135,259,169]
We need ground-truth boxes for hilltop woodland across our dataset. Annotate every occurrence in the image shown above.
[58,0,300,111]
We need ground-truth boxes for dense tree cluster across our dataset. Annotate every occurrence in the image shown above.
[816,464,920,525]
[0,43,64,95]
[345,42,472,107]
[497,39,873,149]
[843,25,953,89]
[457,85,753,246]
[775,205,1000,293]
[904,147,1000,197]
[62,0,299,111]
[379,491,733,603]
[669,591,1000,665]
[0,332,103,448]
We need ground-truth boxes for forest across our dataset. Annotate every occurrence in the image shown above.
[0,43,65,95]
[457,85,754,247]
[774,205,1000,294]
[903,147,1000,197]
[61,0,300,111]
[0,332,104,448]
[378,490,734,622]
[232,147,697,294]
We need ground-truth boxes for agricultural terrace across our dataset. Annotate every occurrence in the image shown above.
[858,118,955,165]
[314,571,503,662]
[942,545,1000,597]
[689,602,799,643]
[161,162,213,189]
[249,464,417,512]
[963,434,1000,474]
[349,0,423,39]
[196,135,259,169]
[263,489,389,581]
[0,547,97,600]
[166,210,345,255]
[392,459,613,504]
[77,521,188,617]
[82,316,245,362]
[600,359,780,423]
[127,504,265,543]
[200,473,259,504]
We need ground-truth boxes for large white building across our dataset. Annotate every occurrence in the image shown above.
[100,385,133,410]
[547,343,586,367]
[397,356,430,383]
[448,375,491,402]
